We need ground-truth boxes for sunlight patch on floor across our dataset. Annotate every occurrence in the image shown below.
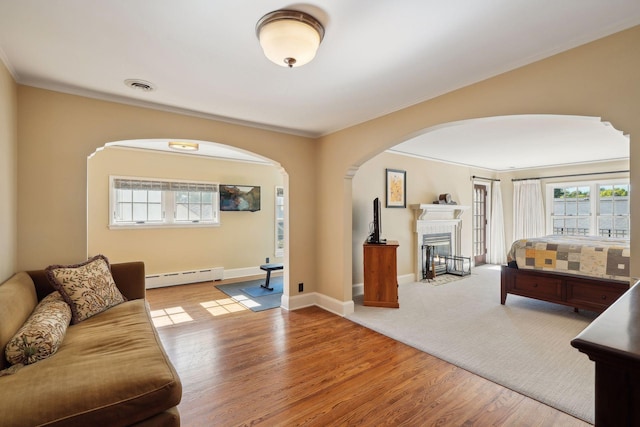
[150,306,194,327]
[200,297,249,316]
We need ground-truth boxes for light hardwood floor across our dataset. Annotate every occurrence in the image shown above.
[146,280,591,426]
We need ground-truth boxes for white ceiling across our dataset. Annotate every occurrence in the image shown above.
[0,1,637,170]
[389,115,629,172]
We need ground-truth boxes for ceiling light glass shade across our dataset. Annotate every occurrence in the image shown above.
[256,10,324,68]
[168,141,199,151]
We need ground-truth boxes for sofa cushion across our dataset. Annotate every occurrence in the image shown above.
[0,272,38,370]
[46,255,126,324]
[5,291,71,366]
[0,299,182,426]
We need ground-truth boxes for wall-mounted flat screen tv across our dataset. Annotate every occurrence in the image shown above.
[220,185,261,211]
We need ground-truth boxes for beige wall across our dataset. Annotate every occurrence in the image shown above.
[352,153,629,286]
[352,151,490,283]
[0,60,17,282]
[17,87,316,297]
[87,147,283,274]
[8,25,640,312]
[320,26,640,305]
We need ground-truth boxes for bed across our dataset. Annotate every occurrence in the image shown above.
[501,235,631,312]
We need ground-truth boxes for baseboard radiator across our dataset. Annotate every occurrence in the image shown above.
[145,267,224,289]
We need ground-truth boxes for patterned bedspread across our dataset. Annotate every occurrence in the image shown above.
[507,235,630,282]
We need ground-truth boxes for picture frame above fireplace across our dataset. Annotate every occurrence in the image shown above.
[385,168,406,208]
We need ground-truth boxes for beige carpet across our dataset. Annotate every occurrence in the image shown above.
[348,264,597,424]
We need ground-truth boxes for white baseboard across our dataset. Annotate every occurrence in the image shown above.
[145,267,223,289]
[352,282,364,297]
[281,292,355,317]
[284,274,412,316]
[398,273,415,284]
[222,266,263,280]
[145,265,282,289]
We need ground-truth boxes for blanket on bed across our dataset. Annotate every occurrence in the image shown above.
[507,235,630,282]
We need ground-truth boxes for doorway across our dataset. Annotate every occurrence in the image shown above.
[473,183,488,266]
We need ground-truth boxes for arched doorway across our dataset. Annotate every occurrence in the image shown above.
[87,138,290,301]
[351,115,629,300]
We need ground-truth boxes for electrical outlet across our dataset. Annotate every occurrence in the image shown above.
[298,282,304,292]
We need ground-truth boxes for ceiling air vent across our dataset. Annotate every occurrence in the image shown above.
[124,79,155,92]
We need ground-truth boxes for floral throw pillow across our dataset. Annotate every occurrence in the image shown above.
[5,291,72,365]
[46,255,126,324]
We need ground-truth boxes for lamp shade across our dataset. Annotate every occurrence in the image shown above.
[256,10,324,68]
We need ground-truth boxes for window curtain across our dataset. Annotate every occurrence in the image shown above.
[513,179,545,240]
[488,180,506,264]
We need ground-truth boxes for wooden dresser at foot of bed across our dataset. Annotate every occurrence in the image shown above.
[501,265,629,312]
[572,281,640,426]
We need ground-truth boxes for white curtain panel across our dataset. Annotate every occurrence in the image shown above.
[513,179,546,240]
[489,180,507,264]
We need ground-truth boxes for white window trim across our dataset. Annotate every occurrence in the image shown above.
[545,178,629,237]
[109,175,220,229]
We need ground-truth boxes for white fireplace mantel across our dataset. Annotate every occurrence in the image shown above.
[411,203,470,281]
[411,204,470,220]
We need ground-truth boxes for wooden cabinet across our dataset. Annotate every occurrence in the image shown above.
[571,282,640,426]
[363,241,399,308]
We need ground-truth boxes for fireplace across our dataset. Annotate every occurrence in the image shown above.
[412,204,470,281]
[422,233,451,278]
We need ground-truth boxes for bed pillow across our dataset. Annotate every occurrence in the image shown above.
[5,291,72,365]
[46,255,126,324]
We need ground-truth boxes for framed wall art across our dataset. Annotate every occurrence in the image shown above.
[385,168,406,208]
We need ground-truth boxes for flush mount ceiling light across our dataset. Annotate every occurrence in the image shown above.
[256,9,325,68]
[168,141,199,151]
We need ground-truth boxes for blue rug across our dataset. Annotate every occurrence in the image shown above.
[215,276,283,312]
[241,279,283,297]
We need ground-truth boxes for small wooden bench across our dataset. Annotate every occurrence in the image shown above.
[259,263,283,291]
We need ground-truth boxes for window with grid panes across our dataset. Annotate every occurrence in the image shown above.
[598,183,629,237]
[110,177,220,228]
[546,180,629,238]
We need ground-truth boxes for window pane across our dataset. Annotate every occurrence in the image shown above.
[600,198,613,215]
[190,205,201,219]
[202,192,212,204]
[577,198,590,215]
[553,199,565,215]
[614,198,629,215]
[564,218,577,230]
[176,191,188,203]
[132,203,147,221]
[175,203,188,221]
[599,216,613,230]
[189,192,201,204]
[148,204,162,221]
[118,189,132,202]
[148,190,161,203]
[133,190,147,203]
[202,204,212,220]
[614,216,629,230]
[117,203,132,221]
